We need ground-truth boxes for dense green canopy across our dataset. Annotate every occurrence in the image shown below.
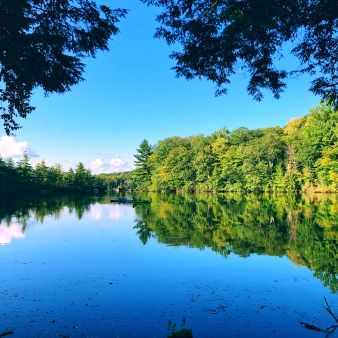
[0,152,106,192]
[134,102,338,192]
[0,0,127,134]
[142,0,338,104]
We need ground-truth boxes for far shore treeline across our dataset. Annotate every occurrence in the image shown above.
[0,154,137,193]
[3,101,338,193]
[0,156,104,193]
[0,150,136,193]
[134,102,338,193]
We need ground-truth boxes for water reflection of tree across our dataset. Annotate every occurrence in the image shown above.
[3,192,338,294]
[300,297,338,337]
[0,193,93,232]
[133,192,338,293]
[133,220,152,245]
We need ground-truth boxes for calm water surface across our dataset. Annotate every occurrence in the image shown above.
[1,192,338,337]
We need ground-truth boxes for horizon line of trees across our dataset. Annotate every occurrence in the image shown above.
[0,153,107,193]
[134,102,338,193]
[95,171,136,191]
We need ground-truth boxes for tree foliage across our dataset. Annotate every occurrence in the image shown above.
[0,152,106,192]
[134,102,338,192]
[134,139,153,189]
[96,170,136,191]
[141,0,338,105]
[0,0,127,134]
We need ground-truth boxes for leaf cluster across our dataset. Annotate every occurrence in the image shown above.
[0,0,127,133]
[142,0,338,104]
[133,102,338,192]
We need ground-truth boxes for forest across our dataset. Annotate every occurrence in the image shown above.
[0,153,105,193]
[0,151,136,193]
[134,102,338,192]
[3,101,338,194]
[95,171,136,191]
[0,146,138,192]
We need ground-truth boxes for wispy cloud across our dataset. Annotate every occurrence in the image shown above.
[0,136,38,159]
[88,155,133,174]
[97,151,114,156]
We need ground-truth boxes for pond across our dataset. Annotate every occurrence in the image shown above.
[1,192,338,337]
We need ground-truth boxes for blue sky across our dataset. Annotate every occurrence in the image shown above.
[0,0,319,173]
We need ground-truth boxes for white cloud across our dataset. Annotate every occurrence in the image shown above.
[90,204,125,221]
[0,136,38,158]
[90,158,106,172]
[88,155,133,174]
[89,204,136,225]
[0,222,25,245]
[110,157,126,167]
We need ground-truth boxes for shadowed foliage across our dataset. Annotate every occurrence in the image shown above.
[141,0,338,105]
[0,0,127,134]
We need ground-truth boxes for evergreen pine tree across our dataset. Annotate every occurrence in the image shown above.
[134,140,152,189]
[16,152,33,191]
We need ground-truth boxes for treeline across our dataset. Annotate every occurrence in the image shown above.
[0,153,106,193]
[134,102,338,192]
[95,171,136,191]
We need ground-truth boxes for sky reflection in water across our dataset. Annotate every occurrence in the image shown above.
[1,193,338,337]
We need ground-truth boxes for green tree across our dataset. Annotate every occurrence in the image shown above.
[49,163,65,190]
[0,156,8,190]
[34,160,49,189]
[134,140,153,189]
[5,158,16,190]
[16,151,33,191]
[0,0,127,134]
[65,168,75,189]
[74,162,91,190]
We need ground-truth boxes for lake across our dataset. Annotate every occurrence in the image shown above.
[1,192,338,337]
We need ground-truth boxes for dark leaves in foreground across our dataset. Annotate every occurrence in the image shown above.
[141,0,338,105]
[0,0,127,134]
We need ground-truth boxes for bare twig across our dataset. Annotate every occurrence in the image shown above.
[301,297,338,338]
[299,321,328,333]
[324,297,338,324]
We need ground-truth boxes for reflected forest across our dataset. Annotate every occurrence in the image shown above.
[3,192,338,295]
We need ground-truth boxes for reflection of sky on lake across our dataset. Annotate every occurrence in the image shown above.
[0,220,25,245]
[89,203,134,223]
[1,197,338,337]
[0,203,135,246]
